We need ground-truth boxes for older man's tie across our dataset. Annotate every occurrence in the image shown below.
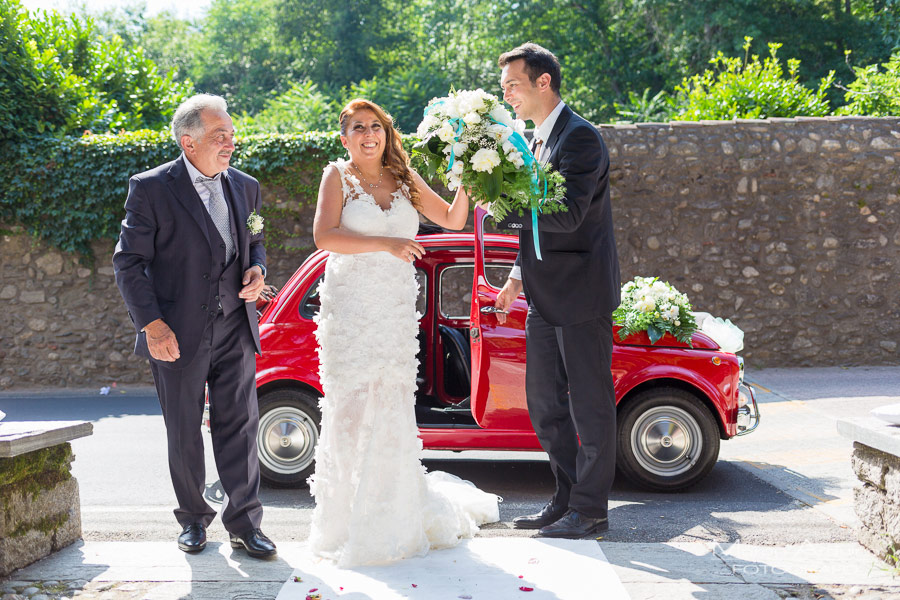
[196,175,236,262]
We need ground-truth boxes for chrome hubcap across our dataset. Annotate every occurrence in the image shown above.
[631,405,702,477]
[257,406,317,475]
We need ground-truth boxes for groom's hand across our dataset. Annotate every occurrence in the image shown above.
[240,265,265,302]
[144,319,180,362]
[494,277,522,325]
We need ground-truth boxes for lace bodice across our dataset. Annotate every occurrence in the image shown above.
[330,159,419,240]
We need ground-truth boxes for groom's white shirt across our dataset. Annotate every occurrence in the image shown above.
[509,99,566,281]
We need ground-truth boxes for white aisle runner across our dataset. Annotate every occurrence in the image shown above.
[275,537,629,600]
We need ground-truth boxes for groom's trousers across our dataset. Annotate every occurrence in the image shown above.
[150,306,264,535]
[524,306,616,519]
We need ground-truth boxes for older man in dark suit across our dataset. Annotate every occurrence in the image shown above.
[113,94,276,558]
[492,43,621,538]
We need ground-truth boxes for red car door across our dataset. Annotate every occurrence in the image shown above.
[470,207,531,429]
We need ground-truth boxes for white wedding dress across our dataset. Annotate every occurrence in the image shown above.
[308,159,499,567]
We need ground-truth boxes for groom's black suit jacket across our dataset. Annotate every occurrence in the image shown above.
[113,155,266,369]
[500,105,620,324]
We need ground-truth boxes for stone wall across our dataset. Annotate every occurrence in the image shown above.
[0,116,898,388]
[852,442,900,563]
[0,443,82,576]
[602,116,900,366]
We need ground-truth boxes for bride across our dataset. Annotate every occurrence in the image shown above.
[309,98,500,567]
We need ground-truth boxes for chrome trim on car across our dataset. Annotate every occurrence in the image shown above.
[735,382,760,436]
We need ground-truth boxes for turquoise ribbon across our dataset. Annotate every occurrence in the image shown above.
[422,102,465,174]
[445,119,465,173]
[499,124,546,260]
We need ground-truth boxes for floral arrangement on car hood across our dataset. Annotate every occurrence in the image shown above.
[412,89,566,259]
[614,276,698,346]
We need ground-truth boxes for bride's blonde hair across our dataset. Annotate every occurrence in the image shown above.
[339,99,421,210]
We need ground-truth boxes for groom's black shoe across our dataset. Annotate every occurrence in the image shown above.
[177,523,207,553]
[230,528,277,559]
[512,499,568,530]
[538,509,609,538]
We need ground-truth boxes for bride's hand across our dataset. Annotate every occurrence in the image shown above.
[383,237,425,262]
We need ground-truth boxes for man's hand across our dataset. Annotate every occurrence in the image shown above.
[493,277,523,325]
[239,265,265,302]
[144,319,180,362]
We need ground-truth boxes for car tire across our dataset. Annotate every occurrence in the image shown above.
[616,387,720,492]
[257,388,321,488]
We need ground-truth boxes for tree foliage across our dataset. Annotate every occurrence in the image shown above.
[5,0,900,138]
[672,38,834,120]
[0,0,193,143]
[837,50,900,116]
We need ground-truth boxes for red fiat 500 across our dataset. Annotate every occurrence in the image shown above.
[250,209,759,491]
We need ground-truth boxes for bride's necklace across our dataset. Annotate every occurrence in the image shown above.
[351,161,384,189]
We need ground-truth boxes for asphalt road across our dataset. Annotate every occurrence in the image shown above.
[1,366,897,550]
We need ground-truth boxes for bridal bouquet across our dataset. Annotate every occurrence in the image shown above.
[412,89,566,224]
[614,277,698,346]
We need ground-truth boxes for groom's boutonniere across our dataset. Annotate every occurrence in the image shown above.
[246,210,264,235]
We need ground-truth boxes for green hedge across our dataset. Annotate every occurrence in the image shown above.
[0,130,351,259]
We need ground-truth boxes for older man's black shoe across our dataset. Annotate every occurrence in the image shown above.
[538,509,609,538]
[512,499,568,529]
[177,523,207,553]
[230,528,277,559]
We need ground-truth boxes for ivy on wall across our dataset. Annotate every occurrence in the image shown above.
[0,130,359,259]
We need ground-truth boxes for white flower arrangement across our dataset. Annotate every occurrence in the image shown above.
[613,276,698,345]
[412,88,566,222]
[246,210,264,235]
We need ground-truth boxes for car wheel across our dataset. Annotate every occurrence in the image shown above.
[616,387,720,491]
[257,389,321,488]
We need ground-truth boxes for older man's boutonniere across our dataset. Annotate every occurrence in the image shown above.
[246,210,264,235]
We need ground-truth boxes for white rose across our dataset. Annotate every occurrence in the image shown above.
[443,98,461,119]
[437,122,457,143]
[416,114,439,137]
[490,105,513,126]
[467,93,486,113]
[471,148,501,172]
[463,112,482,126]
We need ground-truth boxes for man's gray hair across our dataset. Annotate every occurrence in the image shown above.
[171,94,228,150]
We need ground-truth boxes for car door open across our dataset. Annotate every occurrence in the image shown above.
[469,206,531,429]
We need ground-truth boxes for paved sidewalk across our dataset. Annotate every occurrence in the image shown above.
[3,367,900,599]
[2,538,898,599]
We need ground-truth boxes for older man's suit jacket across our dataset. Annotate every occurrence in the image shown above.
[113,156,266,369]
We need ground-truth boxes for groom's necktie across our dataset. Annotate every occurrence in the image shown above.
[195,175,236,262]
[532,137,544,163]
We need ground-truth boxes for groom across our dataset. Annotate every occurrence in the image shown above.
[113,94,276,558]
[493,43,621,538]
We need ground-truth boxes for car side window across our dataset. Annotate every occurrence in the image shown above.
[439,266,473,319]
[439,264,512,318]
[414,268,427,318]
[299,275,324,319]
[484,264,513,290]
[301,270,428,320]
